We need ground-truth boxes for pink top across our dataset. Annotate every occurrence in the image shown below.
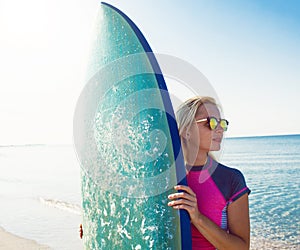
[186,157,250,249]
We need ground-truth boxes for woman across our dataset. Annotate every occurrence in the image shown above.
[168,96,250,250]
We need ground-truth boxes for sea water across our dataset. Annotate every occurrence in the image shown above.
[0,135,299,249]
[222,134,300,249]
[0,145,83,250]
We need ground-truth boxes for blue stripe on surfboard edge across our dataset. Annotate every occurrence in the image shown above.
[101,2,192,249]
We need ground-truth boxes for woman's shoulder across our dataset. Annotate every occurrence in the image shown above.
[218,162,244,177]
[210,160,250,201]
[211,158,244,178]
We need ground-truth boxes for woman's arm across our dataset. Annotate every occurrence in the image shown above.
[168,185,250,250]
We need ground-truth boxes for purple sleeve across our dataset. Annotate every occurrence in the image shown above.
[229,169,251,202]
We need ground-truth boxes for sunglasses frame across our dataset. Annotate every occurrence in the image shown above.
[195,116,229,131]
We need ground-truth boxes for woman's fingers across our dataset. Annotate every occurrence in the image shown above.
[168,186,198,210]
[174,185,196,197]
[79,224,83,239]
[168,198,195,208]
[167,185,201,223]
[168,185,197,202]
[168,198,199,219]
[168,192,196,203]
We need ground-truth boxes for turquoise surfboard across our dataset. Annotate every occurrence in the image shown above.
[74,2,191,249]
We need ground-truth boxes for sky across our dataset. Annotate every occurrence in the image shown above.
[0,0,299,145]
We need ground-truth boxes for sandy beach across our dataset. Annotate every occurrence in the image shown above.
[0,227,50,250]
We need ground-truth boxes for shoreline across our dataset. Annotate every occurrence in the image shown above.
[0,227,51,250]
[0,226,298,250]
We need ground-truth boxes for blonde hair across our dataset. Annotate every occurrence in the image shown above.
[176,96,217,137]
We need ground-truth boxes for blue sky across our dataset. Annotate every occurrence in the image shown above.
[0,0,299,144]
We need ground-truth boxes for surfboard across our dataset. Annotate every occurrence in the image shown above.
[73,2,192,249]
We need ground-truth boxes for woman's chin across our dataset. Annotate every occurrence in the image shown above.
[210,143,221,151]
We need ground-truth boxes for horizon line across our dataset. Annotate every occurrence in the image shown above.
[0,133,299,147]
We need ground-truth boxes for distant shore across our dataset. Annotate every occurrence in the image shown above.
[0,227,50,250]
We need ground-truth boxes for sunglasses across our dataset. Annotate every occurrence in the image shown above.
[195,117,229,131]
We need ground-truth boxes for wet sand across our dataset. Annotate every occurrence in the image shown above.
[0,227,50,250]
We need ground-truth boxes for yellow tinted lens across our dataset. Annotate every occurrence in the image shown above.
[209,118,218,130]
[220,119,228,131]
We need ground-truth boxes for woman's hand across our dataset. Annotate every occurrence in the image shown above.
[168,185,201,223]
[79,224,83,239]
[168,186,250,249]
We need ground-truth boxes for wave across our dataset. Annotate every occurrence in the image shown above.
[0,177,22,183]
[39,197,82,215]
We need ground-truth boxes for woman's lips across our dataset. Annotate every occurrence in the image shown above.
[213,137,222,143]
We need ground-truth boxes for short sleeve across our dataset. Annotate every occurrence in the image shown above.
[229,169,251,202]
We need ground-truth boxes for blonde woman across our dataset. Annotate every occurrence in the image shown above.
[168,96,250,250]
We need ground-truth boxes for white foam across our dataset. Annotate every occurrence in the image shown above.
[39,197,82,215]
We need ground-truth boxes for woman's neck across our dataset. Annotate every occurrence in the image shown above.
[182,142,209,166]
[186,151,208,166]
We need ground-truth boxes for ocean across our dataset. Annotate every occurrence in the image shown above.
[0,135,299,249]
[222,135,300,249]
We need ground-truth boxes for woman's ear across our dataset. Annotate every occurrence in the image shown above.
[181,128,190,141]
